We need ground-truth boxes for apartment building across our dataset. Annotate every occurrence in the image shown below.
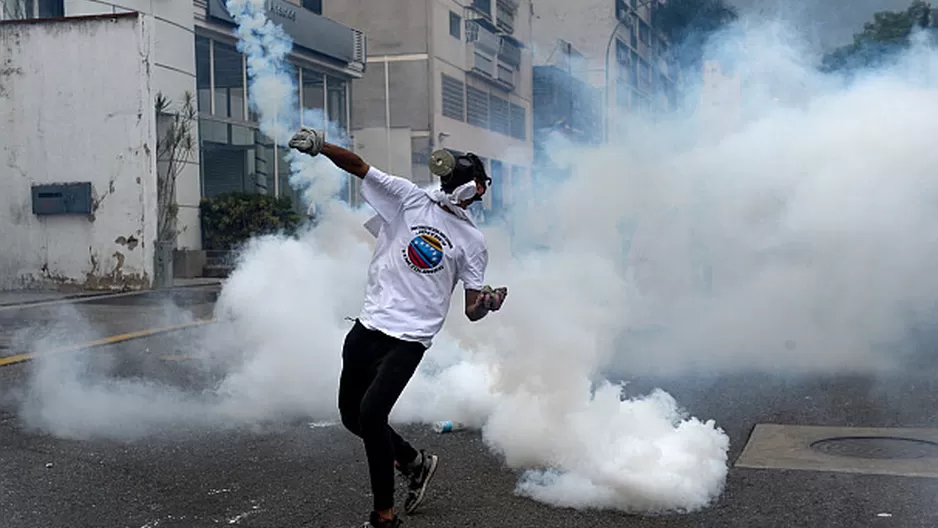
[530,0,678,139]
[326,0,534,215]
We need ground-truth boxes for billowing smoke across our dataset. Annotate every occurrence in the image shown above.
[15,5,938,519]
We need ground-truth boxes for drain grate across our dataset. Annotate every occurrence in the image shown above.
[810,436,938,460]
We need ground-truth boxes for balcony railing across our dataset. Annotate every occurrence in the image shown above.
[466,20,500,54]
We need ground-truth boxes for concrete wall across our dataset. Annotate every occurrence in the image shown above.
[0,13,158,290]
[352,57,431,131]
[64,0,201,250]
[325,0,429,55]
[353,127,415,179]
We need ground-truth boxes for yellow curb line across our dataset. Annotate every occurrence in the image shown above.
[0,318,218,368]
[159,355,199,362]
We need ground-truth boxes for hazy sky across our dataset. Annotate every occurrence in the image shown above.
[727,0,915,51]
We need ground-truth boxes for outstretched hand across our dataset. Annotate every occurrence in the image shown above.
[288,126,324,156]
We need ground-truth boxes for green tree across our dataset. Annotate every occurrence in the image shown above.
[653,0,738,70]
[821,1,935,73]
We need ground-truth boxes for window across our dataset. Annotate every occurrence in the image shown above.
[441,74,465,121]
[37,0,62,17]
[495,0,515,33]
[212,42,246,120]
[509,103,526,140]
[301,0,321,14]
[195,36,212,113]
[471,0,491,17]
[201,124,276,198]
[449,11,461,39]
[301,68,324,124]
[2,0,63,19]
[195,34,349,209]
[466,85,489,128]
[489,94,510,135]
[615,39,629,64]
[327,76,349,140]
[489,160,504,213]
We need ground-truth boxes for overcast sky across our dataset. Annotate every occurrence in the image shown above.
[726,0,915,51]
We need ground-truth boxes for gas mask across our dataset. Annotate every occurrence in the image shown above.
[428,149,491,205]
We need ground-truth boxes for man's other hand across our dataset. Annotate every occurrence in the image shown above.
[480,285,507,311]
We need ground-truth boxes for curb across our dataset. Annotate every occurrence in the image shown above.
[0,281,223,311]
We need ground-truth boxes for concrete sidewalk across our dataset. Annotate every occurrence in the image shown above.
[0,278,223,308]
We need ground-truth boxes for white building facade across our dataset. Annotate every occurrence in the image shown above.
[0,13,157,290]
[0,0,364,289]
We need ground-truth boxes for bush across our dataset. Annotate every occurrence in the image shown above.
[199,192,302,250]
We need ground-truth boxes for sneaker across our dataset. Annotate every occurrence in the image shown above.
[403,450,439,514]
[361,510,402,528]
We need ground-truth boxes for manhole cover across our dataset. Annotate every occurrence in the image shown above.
[810,436,938,460]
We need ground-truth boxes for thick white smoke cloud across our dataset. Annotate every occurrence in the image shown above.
[16,8,938,518]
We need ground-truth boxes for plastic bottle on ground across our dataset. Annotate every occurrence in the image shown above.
[431,420,465,433]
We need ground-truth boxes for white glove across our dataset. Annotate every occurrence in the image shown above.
[288,126,324,156]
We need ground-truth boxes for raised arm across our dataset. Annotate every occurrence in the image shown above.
[320,143,369,179]
[288,127,369,178]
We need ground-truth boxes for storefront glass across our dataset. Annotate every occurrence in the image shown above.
[195,35,350,208]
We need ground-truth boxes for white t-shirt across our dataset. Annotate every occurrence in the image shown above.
[357,166,488,348]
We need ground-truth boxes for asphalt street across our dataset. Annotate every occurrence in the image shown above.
[0,287,217,356]
[2,294,938,527]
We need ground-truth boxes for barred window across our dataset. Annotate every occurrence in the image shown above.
[489,94,510,135]
[510,103,526,140]
[441,74,465,121]
[467,85,489,128]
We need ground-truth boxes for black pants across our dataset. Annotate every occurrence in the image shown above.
[338,320,426,512]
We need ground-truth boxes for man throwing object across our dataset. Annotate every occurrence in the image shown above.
[289,127,508,528]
